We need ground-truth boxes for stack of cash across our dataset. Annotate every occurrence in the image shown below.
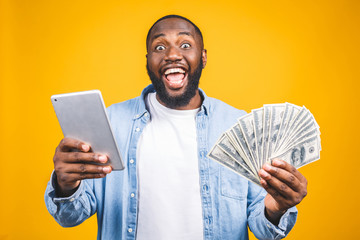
[208,103,321,186]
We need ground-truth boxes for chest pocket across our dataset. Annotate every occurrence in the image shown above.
[220,167,248,200]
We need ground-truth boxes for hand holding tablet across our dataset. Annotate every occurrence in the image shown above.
[51,90,124,196]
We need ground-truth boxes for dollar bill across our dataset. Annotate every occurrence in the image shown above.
[262,105,271,164]
[216,134,257,176]
[274,103,299,152]
[238,113,259,169]
[231,124,255,164]
[265,104,285,166]
[207,144,261,185]
[275,104,302,152]
[271,135,321,168]
[252,108,264,167]
[278,107,307,147]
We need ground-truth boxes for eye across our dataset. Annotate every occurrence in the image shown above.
[181,43,191,49]
[155,45,165,51]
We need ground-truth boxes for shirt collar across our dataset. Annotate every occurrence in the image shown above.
[135,84,209,119]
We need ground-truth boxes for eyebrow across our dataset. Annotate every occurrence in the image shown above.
[178,31,193,37]
[153,33,165,40]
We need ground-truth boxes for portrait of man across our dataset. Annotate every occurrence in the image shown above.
[1,1,358,239]
[44,15,308,240]
[291,147,305,166]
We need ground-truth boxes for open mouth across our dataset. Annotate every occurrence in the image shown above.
[163,67,187,89]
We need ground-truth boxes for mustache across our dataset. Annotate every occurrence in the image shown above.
[146,58,203,109]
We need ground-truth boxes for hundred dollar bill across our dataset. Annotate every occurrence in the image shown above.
[216,134,257,176]
[238,113,259,170]
[225,130,250,164]
[283,109,312,146]
[274,103,295,152]
[278,125,319,156]
[271,135,321,168]
[207,145,261,185]
[277,106,304,148]
[231,124,255,164]
[252,108,264,169]
[262,105,271,164]
[265,104,285,166]
[281,113,319,151]
[226,130,258,174]
[279,107,307,147]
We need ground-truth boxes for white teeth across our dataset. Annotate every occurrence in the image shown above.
[164,68,185,75]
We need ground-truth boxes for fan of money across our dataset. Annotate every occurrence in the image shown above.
[208,103,321,186]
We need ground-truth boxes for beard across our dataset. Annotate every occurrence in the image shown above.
[146,59,203,109]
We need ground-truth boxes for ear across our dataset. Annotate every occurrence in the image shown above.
[202,49,207,68]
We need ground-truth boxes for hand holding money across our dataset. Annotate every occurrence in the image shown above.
[208,103,320,223]
[259,158,308,225]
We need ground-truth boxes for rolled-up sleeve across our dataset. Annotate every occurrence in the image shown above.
[247,183,298,240]
[44,171,97,227]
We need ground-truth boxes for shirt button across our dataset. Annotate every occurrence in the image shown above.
[130,193,135,198]
[135,127,140,132]
[129,159,134,164]
[128,228,133,233]
[267,224,271,228]
[202,185,208,191]
[69,198,75,202]
[144,112,148,117]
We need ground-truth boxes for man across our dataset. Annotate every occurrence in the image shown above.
[45,15,308,240]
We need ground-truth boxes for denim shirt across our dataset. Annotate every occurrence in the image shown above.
[45,85,297,240]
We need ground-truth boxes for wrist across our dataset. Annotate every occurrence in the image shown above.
[265,207,287,226]
[54,175,80,197]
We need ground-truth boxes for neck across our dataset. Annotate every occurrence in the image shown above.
[156,90,202,110]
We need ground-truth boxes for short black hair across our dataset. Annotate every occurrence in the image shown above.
[146,15,204,51]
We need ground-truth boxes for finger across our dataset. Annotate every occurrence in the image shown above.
[262,163,302,192]
[57,138,91,153]
[271,158,307,183]
[66,163,112,175]
[259,169,297,198]
[260,178,289,205]
[59,172,108,183]
[56,152,108,164]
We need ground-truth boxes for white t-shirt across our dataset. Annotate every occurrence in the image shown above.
[136,92,204,240]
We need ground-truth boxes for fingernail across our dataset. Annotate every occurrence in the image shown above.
[259,169,269,178]
[263,163,272,171]
[272,159,282,166]
[99,155,107,163]
[103,166,112,173]
[82,144,90,151]
[260,178,267,186]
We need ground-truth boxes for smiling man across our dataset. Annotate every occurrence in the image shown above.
[45,15,307,240]
[146,16,206,110]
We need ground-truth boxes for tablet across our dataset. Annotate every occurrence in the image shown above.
[51,90,124,170]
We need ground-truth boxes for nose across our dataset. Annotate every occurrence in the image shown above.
[164,46,182,62]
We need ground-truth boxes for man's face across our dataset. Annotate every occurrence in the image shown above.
[146,18,207,109]
[293,150,301,163]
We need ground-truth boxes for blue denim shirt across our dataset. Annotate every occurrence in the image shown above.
[45,85,297,240]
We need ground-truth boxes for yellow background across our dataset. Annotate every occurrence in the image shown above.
[1,0,359,239]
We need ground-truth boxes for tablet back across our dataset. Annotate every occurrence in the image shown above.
[51,90,124,170]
